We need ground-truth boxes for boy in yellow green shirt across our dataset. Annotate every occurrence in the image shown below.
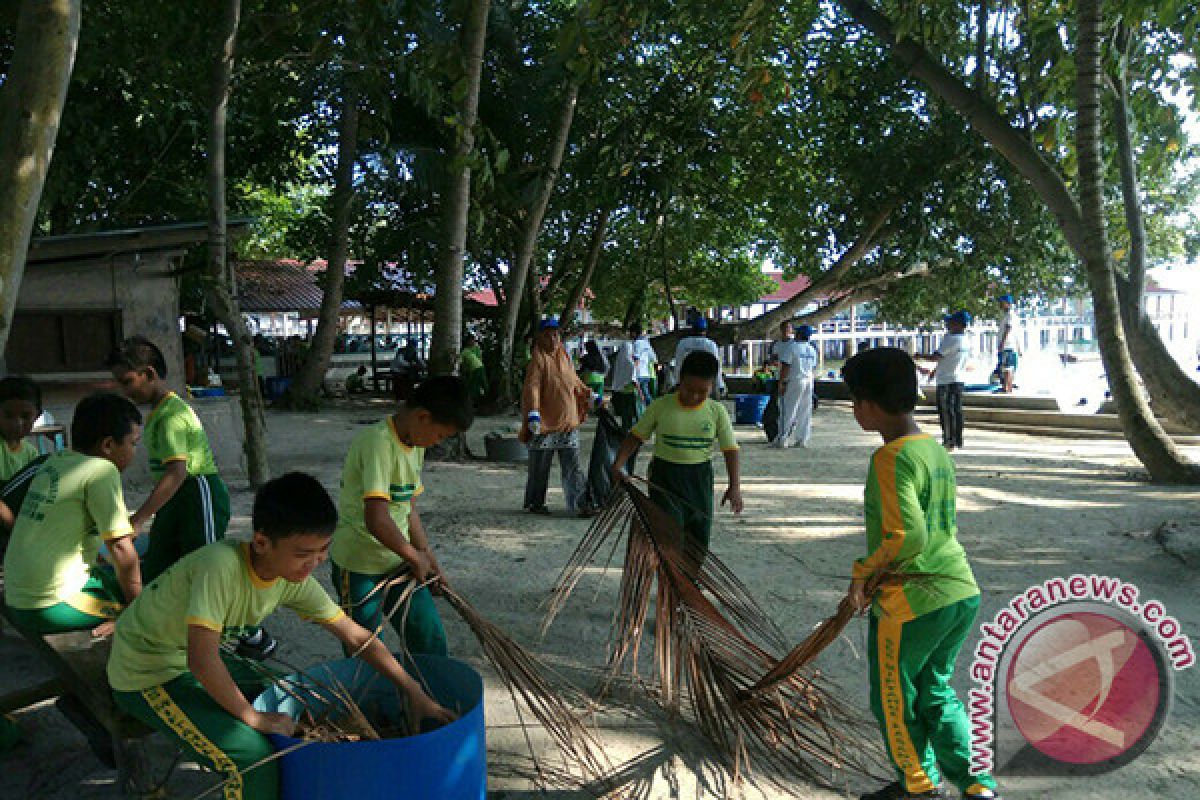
[0,375,42,485]
[111,337,276,659]
[108,472,453,800]
[460,334,487,403]
[331,376,474,656]
[109,337,234,581]
[842,347,999,800]
[611,351,743,562]
[3,392,144,634]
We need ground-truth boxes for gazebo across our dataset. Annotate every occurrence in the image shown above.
[234,258,497,389]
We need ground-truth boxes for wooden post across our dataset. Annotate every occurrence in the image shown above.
[369,304,378,392]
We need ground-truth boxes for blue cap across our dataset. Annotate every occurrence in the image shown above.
[998,294,1014,304]
[693,317,708,331]
[944,310,972,326]
[538,317,560,331]
[794,324,815,338]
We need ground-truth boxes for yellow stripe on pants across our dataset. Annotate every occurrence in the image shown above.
[62,590,122,620]
[877,616,936,794]
[142,686,244,800]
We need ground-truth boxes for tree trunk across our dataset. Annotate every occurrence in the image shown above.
[1120,302,1200,430]
[1074,0,1197,482]
[1109,29,1145,312]
[0,0,80,358]
[207,0,270,487]
[839,0,1200,433]
[287,85,360,402]
[973,0,988,91]
[540,212,587,306]
[1105,38,1200,430]
[659,211,683,328]
[838,1,1089,259]
[558,206,610,333]
[430,0,490,376]
[498,77,581,399]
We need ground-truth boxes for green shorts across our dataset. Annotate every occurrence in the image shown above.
[142,473,230,583]
[6,566,125,634]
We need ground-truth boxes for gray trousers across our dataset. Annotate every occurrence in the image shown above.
[936,382,965,448]
[524,446,588,512]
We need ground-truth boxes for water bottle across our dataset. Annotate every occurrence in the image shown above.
[527,411,541,436]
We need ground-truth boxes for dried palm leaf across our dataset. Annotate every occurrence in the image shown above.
[356,566,617,792]
[544,481,888,788]
[439,584,616,791]
[741,569,897,698]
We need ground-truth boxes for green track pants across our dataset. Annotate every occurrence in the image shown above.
[868,595,997,795]
[114,659,275,800]
[647,457,714,560]
[331,564,448,657]
[142,473,231,583]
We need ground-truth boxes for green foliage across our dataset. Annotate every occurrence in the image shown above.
[11,0,1199,336]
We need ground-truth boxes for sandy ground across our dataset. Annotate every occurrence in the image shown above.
[2,399,1198,799]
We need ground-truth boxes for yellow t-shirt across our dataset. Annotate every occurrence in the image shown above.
[631,394,738,465]
[0,440,39,483]
[2,450,134,609]
[330,417,425,575]
[107,540,344,691]
[144,392,219,478]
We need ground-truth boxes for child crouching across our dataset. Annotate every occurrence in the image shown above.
[107,472,453,800]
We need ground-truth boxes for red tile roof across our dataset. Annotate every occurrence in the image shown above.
[468,288,498,307]
[761,272,814,303]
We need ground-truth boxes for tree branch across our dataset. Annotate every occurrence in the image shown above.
[837,0,1089,259]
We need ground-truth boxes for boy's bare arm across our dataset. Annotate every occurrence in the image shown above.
[131,460,188,531]
[406,502,445,586]
[610,434,642,481]
[187,625,294,735]
[363,498,431,581]
[0,499,13,532]
[322,615,454,724]
[108,535,143,603]
[721,449,744,513]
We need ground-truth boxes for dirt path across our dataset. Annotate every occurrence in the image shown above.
[2,402,1197,799]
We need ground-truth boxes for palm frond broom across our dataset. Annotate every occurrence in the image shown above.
[543,480,888,788]
[193,574,617,800]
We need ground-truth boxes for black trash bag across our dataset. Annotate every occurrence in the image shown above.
[762,394,780,443]
[584,406,638,509]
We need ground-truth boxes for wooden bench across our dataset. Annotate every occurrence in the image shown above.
[0,603,160,797]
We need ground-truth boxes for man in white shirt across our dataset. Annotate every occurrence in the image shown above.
[772,323,819,448]
[673,317,724,395]
[770,320,794,364]
[917,310,973,450]
[630,324,657,404]
[996,294,1021,393]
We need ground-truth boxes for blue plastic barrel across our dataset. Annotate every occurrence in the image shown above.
[253,654,486,800]
[734,394,770,425]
